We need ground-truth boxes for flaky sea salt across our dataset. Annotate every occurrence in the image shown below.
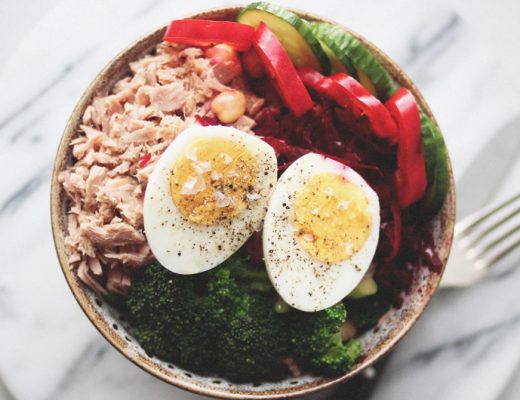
[181,175,206,195]
[214,191,232,207]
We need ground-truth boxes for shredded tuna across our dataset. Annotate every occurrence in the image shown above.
[88,257,103,276]
[60,42,267,294]
[84,166,108,208]
[213,61,242,85]
[104,244,154,267]
[106,267,132,296]
[231,115,256,132]
[246,95,265,117]
[80,222,146,247]
[77,260,107,295]
[148,82,187,112]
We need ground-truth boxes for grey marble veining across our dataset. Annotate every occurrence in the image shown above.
[0,0,519,399]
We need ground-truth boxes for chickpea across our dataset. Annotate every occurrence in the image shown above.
[211,90,246,124]
[204,44,239,65]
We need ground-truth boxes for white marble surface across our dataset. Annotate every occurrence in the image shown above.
[0,0,519,399]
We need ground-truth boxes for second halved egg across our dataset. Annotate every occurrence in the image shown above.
[263,153,380,312]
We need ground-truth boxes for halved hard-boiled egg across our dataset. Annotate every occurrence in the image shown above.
[144,125,277,274]
[263,153,380,312]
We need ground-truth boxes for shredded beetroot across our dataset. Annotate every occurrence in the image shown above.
[194,114,219,126]
[385,199,402,262]
[138,153,151,168]
[242,230,264,266]
[261,136,310,170]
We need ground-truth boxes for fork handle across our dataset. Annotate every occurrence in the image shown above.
[439,243,487,288]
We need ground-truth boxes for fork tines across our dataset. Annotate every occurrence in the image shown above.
[457,193,520,269]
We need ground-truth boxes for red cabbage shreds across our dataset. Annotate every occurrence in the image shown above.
[373,183,399,259]
[334,106,396,156]
[375,266,414,308]
[251,78,284,109]
[319,152,383,177]
[254,107,283,138]
[242,231,264,266]
[195,114,219,126]
[261,137,310,171]
[385,200,402,262]
[300,104,344,155]
[400,224,443,274]
[259,104,385,176]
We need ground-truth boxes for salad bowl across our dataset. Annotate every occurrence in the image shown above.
[51,5,455,399]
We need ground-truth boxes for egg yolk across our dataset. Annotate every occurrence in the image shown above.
[170,138,257,225]
[292,172,372,264]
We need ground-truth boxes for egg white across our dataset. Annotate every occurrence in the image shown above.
[144,125,277,275]
[263,153,380,312]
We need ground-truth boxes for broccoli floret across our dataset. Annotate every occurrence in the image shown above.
[344,292,392,333]
[216,295,289,381]
[204,260,289,381]
[289,303,362,375]
[126,263,215,371]
[127,256,365,380]
[126,256,288,382]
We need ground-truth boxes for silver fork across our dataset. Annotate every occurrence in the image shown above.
[440,192,520,288]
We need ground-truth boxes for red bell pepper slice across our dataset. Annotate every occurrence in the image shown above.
[385,87,427,208]
[138,153,151,168]
[253,23,313,117]
[331,73,397,141]
[297,67,349,109]
[298,68,397,141]
[297,67,325,91]
[163,20,255,51]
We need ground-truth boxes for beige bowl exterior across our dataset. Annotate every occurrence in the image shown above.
[51,6,455,399]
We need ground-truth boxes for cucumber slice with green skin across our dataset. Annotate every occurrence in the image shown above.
[418,111,450,216]
[317,39,348,74]
[237,2,331,73]
[312,25,379,96]
[309,21,399,100]
[356,69,378,97]
[348,275,378,299]
[309,22,357,77]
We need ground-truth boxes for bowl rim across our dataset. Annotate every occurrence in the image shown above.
[50,5,456,399]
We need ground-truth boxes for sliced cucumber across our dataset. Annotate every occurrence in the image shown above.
[348,275,378,299]
[318,39,348,74]
[418,111,450,216]
[238,2,331,73]
[356,69,378,97]
[308,22,356,76]
[309,21,399,100]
